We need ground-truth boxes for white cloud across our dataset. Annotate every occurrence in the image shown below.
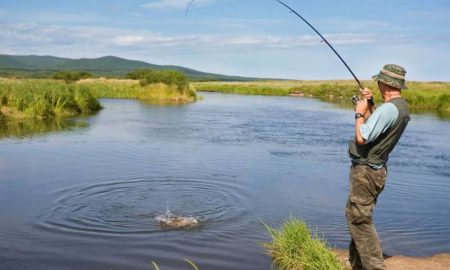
[4,22,431,79]
[142,0,212,9]
[322,33,376,45]
[113,35,145,46]
[0,23,379,53]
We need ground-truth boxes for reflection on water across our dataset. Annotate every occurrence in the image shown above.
[0,118,89,139]
[0,95,449,270]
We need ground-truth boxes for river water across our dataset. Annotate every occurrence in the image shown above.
[1,93,449,269]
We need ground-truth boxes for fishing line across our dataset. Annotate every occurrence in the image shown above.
[275,0,375,106]
[185,0,196,39]
[185,0,373,104]
[186,0,195,18]
[275,1,361,88]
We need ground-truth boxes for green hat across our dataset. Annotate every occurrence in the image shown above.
[372,64,407,90]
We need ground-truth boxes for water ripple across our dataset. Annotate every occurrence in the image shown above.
[35,177,251,236]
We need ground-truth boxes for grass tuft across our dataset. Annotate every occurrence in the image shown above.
[149,259,200,270]
[150,261,161,270]
[184,258,200,270]
[264,217,346,270]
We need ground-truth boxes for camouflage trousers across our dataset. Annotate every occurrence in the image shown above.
[346,164,387,270]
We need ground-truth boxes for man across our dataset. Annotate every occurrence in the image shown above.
[346,64,410,270]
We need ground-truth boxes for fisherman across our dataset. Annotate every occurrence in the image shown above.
[346,64,410,270]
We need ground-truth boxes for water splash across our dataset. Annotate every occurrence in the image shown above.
[155,206,200,229]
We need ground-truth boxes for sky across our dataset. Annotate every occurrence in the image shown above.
[1,0,449,81]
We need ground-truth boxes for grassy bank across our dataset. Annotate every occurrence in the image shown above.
[193,80,450,113]
[0,79,102,120]
[78,78,197,103]
[0,77,197,121]
[264,218,347,270]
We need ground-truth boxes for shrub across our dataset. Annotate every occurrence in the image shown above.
[126,69,189,93]
[52,71,93,83]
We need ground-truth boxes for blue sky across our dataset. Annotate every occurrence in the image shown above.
[1,0,449,81]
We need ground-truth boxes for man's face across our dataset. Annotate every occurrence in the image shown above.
[377,81,386,99]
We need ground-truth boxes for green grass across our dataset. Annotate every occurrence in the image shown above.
[126,69,190,92]
[150,259,199,270]
[193,80,450,113]
[0,79,102,120]
[79,78,197,103]
[0,78,197,121]
[195,83,290,96]
[264,217,347,270]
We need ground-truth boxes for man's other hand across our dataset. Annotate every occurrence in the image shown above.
[356,98,369,115]
[360,87,373,101]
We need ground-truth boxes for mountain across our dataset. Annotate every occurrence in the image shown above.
[0,54,263,81]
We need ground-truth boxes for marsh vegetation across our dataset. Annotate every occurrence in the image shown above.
[193,80,450,113]
[0,69,197,121]
[0,79,102,120]
[82,69,196,102]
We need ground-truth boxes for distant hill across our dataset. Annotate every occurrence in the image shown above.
[0,54,264,81]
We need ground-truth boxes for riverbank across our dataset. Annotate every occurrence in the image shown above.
[0,78,197,121]
[78,78,197,103]
[193,80,450,113]
[334,249,450,270]
[265,218,450,270]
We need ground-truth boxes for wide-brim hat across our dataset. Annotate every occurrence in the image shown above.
[372,64,407,90]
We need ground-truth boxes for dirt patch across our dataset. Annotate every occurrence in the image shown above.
[1,106,27,119]
[333,249,450,270]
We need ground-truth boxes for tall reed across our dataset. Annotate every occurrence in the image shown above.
[0,79,102,120]
[78,78,197,103]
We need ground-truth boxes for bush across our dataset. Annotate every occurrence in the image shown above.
[0,110,5,123]
[126,69,189,93]
[52,71,93,83]
[437,94,450,111]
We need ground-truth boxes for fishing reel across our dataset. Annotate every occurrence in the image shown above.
[351,95,361,105]
[352,95,375,106]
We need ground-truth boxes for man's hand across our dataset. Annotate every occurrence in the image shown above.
[355,99,367,145]
[355,98,369,115]
[360,87,373,101]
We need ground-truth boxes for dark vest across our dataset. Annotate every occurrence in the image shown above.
[348,97,410,166]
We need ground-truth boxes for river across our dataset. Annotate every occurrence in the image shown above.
[1,92,449,269]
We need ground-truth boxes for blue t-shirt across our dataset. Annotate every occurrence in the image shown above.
[360,102,399,143]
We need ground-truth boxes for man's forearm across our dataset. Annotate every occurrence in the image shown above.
[365,106,373,119]
[355,117,366,145]
[354,95,370,145]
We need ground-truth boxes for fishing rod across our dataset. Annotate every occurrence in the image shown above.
[275,0,374,106]
[185,0,373,105]
[186,0,195,18]
[184,0,195,40]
